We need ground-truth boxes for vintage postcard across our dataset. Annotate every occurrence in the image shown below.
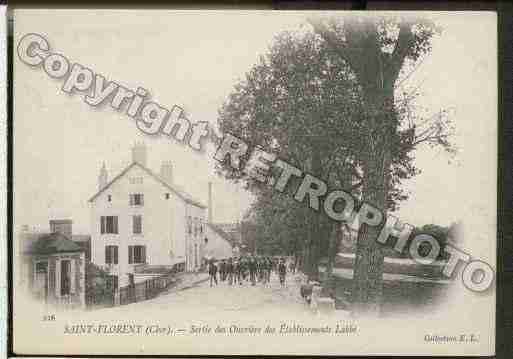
[11,9,496,356]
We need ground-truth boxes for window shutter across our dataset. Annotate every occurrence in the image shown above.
[70,259,76,294]
[133,215,142,234]
[142,246,146,263]
[114,246,118,264]
[114,217,118,234]
[134,215,142,234]
[141,194,144,205]
[128,246,133,264]
[105,246,110,264]
[100,216,105,234]
[55,259,60,297]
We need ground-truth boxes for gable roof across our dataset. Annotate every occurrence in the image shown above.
[88,161,206,208]
[26,232,84,255]
[207,223,237,246]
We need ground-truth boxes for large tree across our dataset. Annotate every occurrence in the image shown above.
[215,18,454,313]
[216,30,362,280]
[308,15,453,315]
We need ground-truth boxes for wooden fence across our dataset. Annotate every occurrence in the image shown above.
[119,271,178,305]
[86,265,182,309]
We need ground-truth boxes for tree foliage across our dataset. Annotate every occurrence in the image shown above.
[216,16,456,314]
[308,15,455,315]
[217,30,361,190]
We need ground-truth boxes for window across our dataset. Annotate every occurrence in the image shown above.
[128,245,146,264]
[60,260,71,296]
[133,215,142,234]
[106,275,118,291]
[165,193,170,200]
[187,216,192,234]
[194,244,198,267]
[105,245,118,264]
[129,193,144,206]
[100,216,118,234]
[199,219,203,234]
[107,195,112,202]
[35,261,48,273]
[129,177,143,184]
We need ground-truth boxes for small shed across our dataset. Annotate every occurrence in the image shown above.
[22,232,86,309]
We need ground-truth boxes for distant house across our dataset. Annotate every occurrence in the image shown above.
[19,222,86,309]
[214,222,241,240]
[212,222,241,253]
[203,223,234,261]
[88,143,207,289]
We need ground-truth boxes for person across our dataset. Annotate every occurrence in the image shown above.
[288,259,296,274]
[240,257,247,283]
[278,258,287,287]
[208,260,218,287]
[300,277,314,304]
[226,258,234,285]
[258,257,265,283]
[219,259,226,282]
[261,257,267,284]
[233,259,241,285]
[261,257,266,284]
[266,257,272,283]
[242,257,249,282]
[249,256,257,286]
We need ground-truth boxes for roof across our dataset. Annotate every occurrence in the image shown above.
[50,219,72,224]
[25,232,85,255]
[71,234,91,243]
[207,223,237,246]
[88,161,206,208]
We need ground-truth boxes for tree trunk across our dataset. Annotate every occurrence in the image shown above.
[323,224,339,297]
[305,147,323,282]
[351,83,394,317]
[326,225,339,279]
[307,213,321,281]
[301,247,307,272]
[308,16,416,317]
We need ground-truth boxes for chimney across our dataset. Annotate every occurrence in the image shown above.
[98,162,108,190]
[160,160,173,185]
[208,182,213,223]
[131,142,147,166]
[50,219,72,239]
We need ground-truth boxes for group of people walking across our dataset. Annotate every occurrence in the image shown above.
[208,256,293,288]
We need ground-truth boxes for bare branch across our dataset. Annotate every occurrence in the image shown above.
[389,20,415,81]
[307,17,359,75]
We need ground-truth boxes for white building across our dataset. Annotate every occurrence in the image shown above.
[203,223,234,261]
[89,144,207,288]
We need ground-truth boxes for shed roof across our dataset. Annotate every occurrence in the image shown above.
[26,232,84,255]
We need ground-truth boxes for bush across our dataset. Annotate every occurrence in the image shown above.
[85,263,114,307]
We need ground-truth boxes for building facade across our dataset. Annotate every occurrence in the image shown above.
[19,226,86,309]
[89,144,207,288]
[203,223,234,261]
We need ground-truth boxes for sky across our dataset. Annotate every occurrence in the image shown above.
[13,10,496,247]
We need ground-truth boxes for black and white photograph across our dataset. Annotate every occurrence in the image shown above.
[11,9,496,356]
